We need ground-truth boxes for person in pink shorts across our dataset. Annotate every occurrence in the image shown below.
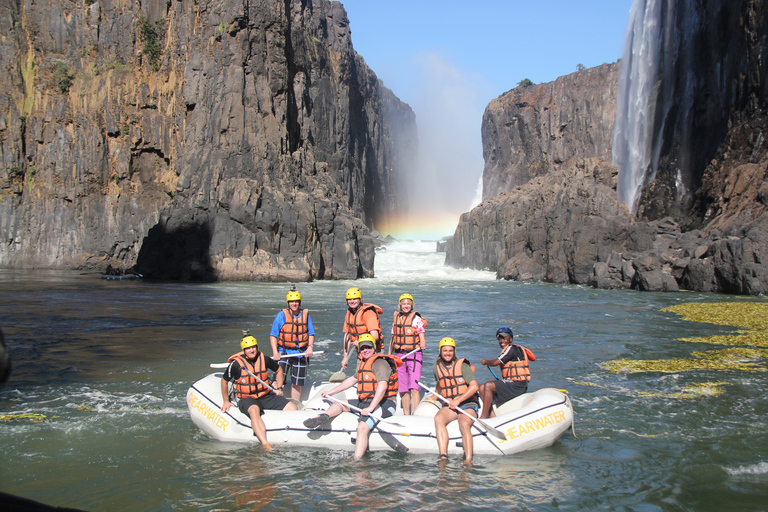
[387,293,427,415]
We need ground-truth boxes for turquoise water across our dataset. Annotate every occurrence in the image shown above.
[2,241,767,511]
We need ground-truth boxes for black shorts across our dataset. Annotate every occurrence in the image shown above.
[493,380,528,406]
[237,393,290,416]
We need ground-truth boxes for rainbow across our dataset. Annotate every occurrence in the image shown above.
[375,211,460,241]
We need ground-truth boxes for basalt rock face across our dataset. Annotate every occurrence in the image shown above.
[447,0,768,295]
[447,66,630,288]
[636,0,768,223]
[481,63,618,201]
[447,158,658,289]
[0,0,416,280]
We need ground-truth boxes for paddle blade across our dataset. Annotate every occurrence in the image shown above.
[479,421,508,441]
[329,370,346,383]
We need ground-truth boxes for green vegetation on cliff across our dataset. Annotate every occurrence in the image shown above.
[137,16,163,71]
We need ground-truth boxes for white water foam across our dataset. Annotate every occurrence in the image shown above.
[727,462,768,476]
[374,240,496,283]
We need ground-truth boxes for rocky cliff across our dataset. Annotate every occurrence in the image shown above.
[632,0,768,223]
[482,63,618,201]
[447,0,768,295]
[0,0,417,280]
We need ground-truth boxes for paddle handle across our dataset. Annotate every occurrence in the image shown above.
[210,351,324,369]
[417,381,466,414]
[488,366,500,380]
[323,395,384,421]
[339,344,355,369]
[280,350,323,358]
[416,381,506,440]
[398,347,421,359]
[323,394,386,424]
[242,367,279,394]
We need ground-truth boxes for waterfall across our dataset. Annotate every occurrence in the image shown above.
[614,0,716,216]
[613,0,663,214]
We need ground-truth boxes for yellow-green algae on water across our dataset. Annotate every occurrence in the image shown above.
[601,302,768,375]
[662,302,768,347]
[0,412,47,422]
[569,378,731,399]
[636,381,732,398]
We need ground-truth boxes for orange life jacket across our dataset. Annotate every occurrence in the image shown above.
[356,354,401,402]
[435,358,478,401]
[227,352,270,399]
[278,308,310,350]
[391,311,427,352]
[344,303,384,351]
[501,345,535,382]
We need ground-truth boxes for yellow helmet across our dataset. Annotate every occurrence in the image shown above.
[398,293,414,306]
[240,335,258,350]
[357,333,376,350]
[438,337,456,350]
[345,287,362,300]
[286,290,302,302]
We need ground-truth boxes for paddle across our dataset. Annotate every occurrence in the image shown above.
[330,346,420,383]
[396,347,422,360]
[416,381,507,441]
[488,366,500,380]
[278,350,323,359]
[329,345,356,383]
[322,395,405,427]
[209,350,323,369]
[239,366,304,410]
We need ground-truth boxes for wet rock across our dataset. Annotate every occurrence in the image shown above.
[0,0,417,280]
[446,160,652,287]
[682,258,718,292]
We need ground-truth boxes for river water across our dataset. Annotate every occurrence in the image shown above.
[2,240,767,511]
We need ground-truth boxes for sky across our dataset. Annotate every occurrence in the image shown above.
[339,0,635,240]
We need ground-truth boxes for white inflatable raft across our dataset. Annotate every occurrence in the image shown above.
[187,372,574,456]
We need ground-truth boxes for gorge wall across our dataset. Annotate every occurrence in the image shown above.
[0,0,417,280]
[447,0,768,295]
[481,63,619,201]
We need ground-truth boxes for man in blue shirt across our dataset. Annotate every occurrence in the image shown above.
[269,288,316,400]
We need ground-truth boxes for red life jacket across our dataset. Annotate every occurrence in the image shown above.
[278,308,309,350]
[391,311,427,352]
[501,345,535,382]
[227,352,270,399]
[344,303,384,351]
[435,358,478,401]
[356,354,401,401]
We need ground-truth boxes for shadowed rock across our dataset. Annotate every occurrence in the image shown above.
[0,0,417,280]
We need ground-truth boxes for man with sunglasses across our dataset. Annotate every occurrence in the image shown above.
[478,327,536,419]
[302,334,399,460]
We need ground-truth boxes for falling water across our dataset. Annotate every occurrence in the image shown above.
[614,0,712,215]
[613,0,663,214]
